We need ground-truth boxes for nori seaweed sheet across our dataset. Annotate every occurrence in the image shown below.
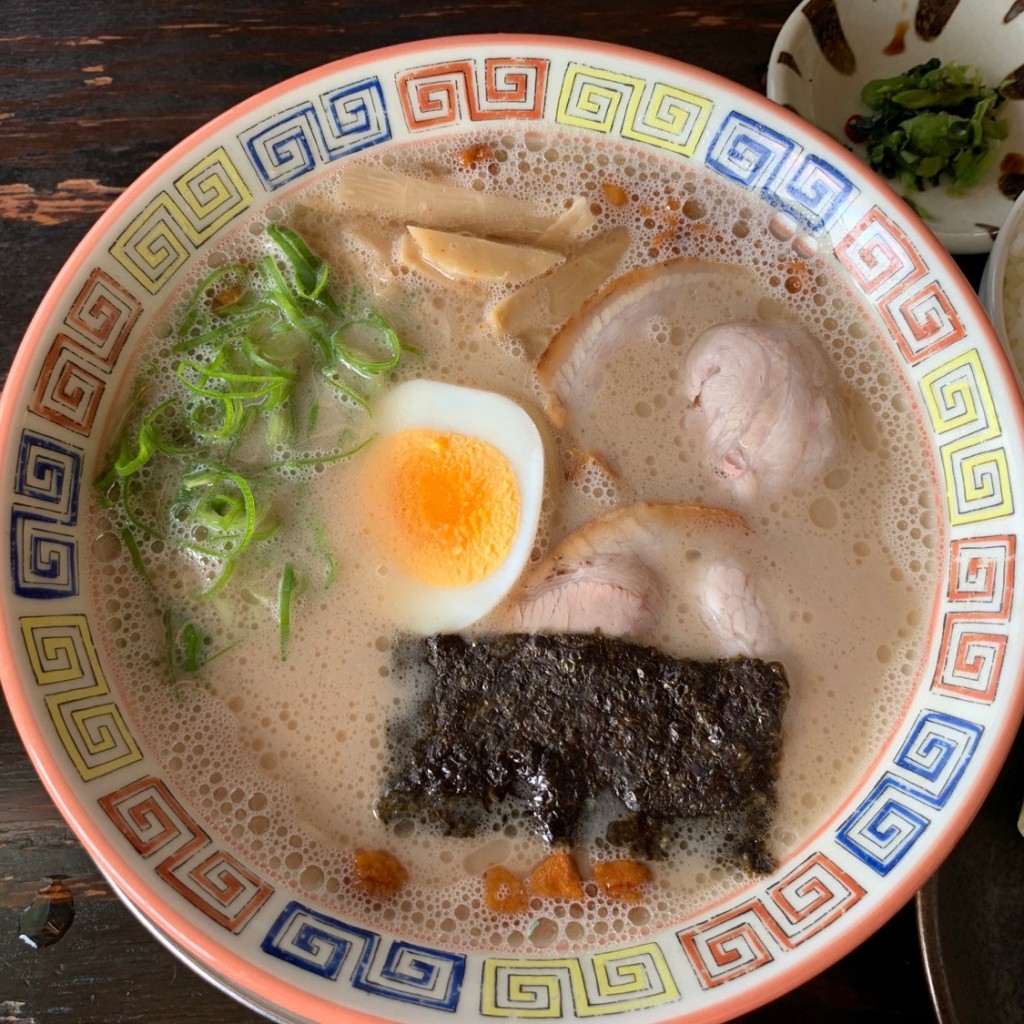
[377,633,789,874]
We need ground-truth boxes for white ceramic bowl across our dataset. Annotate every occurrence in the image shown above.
[980,188,1024,357]
[767,0,1024,254]
[2,33,1024,1024]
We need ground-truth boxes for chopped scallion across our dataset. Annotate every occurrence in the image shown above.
[96,221,401,667]
[279,562,296,661]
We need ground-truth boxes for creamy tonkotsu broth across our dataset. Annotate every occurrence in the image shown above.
[91,127,940,952]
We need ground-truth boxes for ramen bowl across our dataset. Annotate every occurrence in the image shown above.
[2,35,1024,1024]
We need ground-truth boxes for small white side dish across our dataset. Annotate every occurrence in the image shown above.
[767,0,1024,254]
[980,189,1024,360]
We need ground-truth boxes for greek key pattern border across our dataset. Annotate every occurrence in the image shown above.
[480,944,679,1018]
[99,775,273,933]
[678,852,865,987]
[111,146,253,293]
[836,711,983,875]
[261,900,466,1011]
[20,613,142,779]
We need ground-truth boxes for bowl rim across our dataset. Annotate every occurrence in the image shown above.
[2,30,1024,1024]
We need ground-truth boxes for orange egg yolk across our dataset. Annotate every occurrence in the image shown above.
[362,428,520,588]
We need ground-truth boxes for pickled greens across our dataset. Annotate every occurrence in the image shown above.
[846,58,1010,194]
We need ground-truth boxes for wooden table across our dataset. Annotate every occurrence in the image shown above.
[0,1,1000,1020]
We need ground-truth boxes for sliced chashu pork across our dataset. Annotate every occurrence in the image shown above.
[503,502,767,649]
[682,320,845,499]
[699,558,777,659]
[537,257,757,429]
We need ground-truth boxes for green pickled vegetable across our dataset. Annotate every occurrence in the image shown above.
[847,58,1010,195]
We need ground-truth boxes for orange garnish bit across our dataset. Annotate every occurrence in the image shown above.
[458,143,495,168]
[784,259,812,295]
[353,849,408,898]
[212,283,244,311]
[593,859,652,904]
[483,865,530,914]
[600,182,629,207]
[528,849,585,900]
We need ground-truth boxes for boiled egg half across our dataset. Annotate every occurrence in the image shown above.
[358,379,544,633]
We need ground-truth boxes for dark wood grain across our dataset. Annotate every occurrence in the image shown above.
[0,1,961,1021]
